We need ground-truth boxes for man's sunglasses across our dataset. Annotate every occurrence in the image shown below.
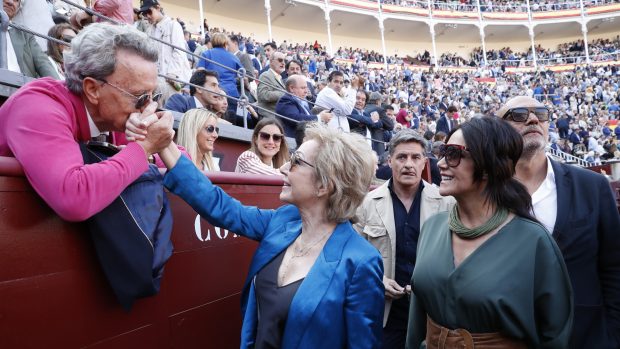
[205,125,219,134]
[96,78,161,109]
[290,151,314,169]
[259,132,283,143]
[502,107,550,122]
[438,144,469,168]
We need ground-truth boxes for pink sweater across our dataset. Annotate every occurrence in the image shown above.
[0,78,149,222]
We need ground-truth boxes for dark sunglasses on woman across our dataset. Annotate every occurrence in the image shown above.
[205,125,219,134]
[259,132,283,143]
[438,144,469,168]
[502,107,550,122]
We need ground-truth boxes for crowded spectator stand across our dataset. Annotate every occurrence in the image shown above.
[0,0,619,347]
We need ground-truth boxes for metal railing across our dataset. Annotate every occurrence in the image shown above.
[547,145,591,167]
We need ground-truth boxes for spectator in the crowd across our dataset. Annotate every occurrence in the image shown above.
[235,118,289,176]
[4,0,59,79]
[176,109,219,171]
[284,59,316,102]
[165,69,219,114]
[395,102,411,127]
[499,96,620,348]
[196,33,243,113]
[140,0,191,105]
[0,23,173,221]
[348,90,381,138]
[72,0,134,29]
[46,23,77,80]
[408,117,573,348]
[355,129,453,348]
[435,105,453,135]
[366,92,394,157]
[257,51,287,118]
[228,34,255,79]
[12,0,54,51]
[315,70,355,133]
[155,124,384,348]
[275,75,331,137]
[259,41,277,74]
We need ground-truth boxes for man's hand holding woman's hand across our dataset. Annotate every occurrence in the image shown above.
[125,102,175,157]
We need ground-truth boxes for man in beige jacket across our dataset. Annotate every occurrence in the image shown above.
[355,129,454,348]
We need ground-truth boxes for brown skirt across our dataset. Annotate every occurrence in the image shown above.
[425,316,527,349]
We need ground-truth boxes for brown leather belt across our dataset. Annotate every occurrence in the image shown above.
[425,316,527,349]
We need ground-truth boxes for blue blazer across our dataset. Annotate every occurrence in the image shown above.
[164,156,385,349]
[275,93,320,138]
[550,160,620,349]
[164,94,196,114]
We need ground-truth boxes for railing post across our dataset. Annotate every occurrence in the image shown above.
[0,1,9,70]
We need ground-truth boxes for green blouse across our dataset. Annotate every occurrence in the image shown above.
[406,212,573,349]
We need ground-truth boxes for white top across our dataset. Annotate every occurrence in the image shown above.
[147,16,191,81]
[531,157,557,235]
[235,151,282,176]
[315,86,354,133]
[6,29,21,74]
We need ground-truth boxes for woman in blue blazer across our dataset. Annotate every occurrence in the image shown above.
[156,124,385,348]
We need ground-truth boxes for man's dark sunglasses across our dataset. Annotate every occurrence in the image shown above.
[438,144,469,168]
[502,107,550,122]
[259,132,283,143]
[205,125,219,134]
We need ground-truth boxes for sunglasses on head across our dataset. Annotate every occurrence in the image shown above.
[290,151,314,169]
[438,144,469,168]
[205,125,219,134]
[259,132,283,142]
[502,107,550,123]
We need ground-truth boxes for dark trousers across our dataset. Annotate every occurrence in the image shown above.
[382,324,406,349]
[382,307,408,349]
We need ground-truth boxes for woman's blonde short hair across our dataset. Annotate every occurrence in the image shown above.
[177,109,218,171]
[210,33,228,48]
[304,124,375,223]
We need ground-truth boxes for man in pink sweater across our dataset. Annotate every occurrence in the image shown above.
[0,23,173,222]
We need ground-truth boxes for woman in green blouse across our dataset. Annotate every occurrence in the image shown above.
[406,117,573,349]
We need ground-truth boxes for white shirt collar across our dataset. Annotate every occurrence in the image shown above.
[194,96,204,108]
[84,106,105,138]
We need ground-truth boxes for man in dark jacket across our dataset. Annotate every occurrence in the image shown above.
[500,96,620,349]
[365,92,394,157]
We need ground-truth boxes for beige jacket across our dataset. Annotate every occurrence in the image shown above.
[354,179,454,326]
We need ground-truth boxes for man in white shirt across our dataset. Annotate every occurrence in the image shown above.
[315,70,355,132]
[139,0,190,105]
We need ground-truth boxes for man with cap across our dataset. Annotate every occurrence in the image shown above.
[499,95,620,349]
[139,0,191,105]
[365,91,394,157]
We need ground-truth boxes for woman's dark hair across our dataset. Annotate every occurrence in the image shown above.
[47,23,76,64]
[446,117,536,221]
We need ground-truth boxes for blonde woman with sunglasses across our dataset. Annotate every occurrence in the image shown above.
[177,109,219,171]
[235,118,289,176]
